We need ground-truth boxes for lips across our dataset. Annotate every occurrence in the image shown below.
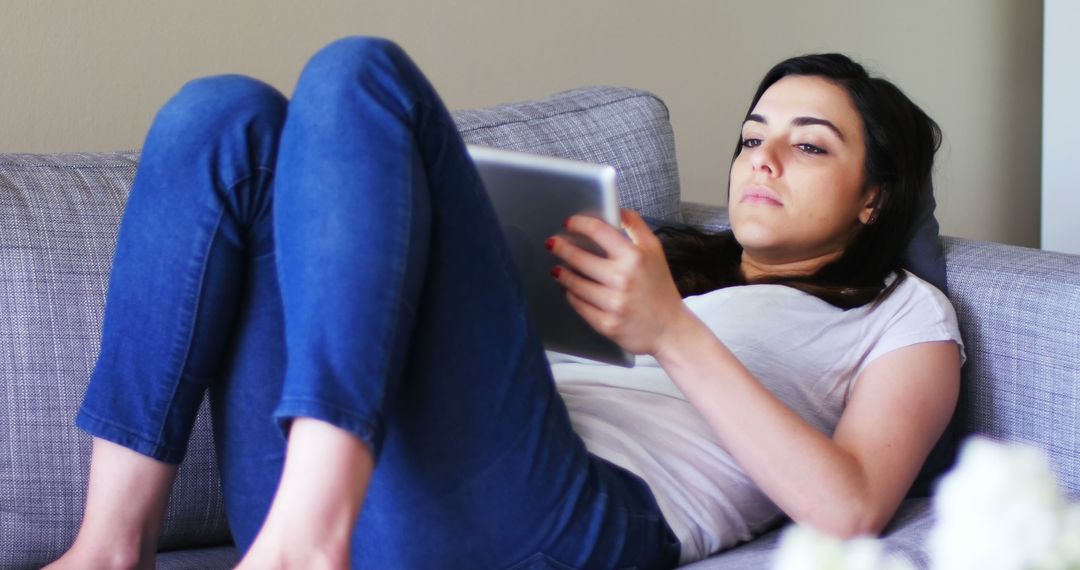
[740,185,783,206]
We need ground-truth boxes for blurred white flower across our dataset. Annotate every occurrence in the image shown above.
[1034,503,1080,570]
[772,524,915,570]
[928,437,1070,570]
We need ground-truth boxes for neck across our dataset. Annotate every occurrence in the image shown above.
[739,249,843,282]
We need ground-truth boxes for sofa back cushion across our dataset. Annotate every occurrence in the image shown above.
[454,85,682,222]
[944,236,1080,496]
[0,85,681,568]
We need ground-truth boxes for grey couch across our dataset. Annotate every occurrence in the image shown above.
[1,85,1077,570]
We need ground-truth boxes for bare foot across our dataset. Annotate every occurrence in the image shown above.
[234,537,347,570]
[42,541,151,570]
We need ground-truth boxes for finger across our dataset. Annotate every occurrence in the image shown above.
[548,235,619,286]
[565,214,636,260]
[565,288,615,338]
[553,265,624,314]
[620,209,661,249]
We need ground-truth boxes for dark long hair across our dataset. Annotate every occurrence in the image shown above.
[660,54,942,309]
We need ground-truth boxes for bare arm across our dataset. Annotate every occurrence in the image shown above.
[653,309,961,536]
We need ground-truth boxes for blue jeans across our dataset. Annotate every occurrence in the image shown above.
[76,37,680,569]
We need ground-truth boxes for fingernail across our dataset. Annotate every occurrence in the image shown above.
[562,218,570,228]
[551,267,562,278]
[545,238,555,251]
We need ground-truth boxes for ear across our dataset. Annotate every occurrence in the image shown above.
[858,186,882,225]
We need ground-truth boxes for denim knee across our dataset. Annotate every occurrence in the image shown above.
[140,74,287,242]
[149,75,287,178]
[293,36,421,118]
[305,36,412,81]
[166,75,286,134]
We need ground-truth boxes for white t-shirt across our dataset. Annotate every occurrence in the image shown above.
[547,270,966,564]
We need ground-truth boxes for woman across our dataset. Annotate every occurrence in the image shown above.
[47,37,963,569]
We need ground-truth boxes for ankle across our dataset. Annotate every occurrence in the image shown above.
[91,548,148,570]
[238,527,350,570]
[235,419,373,570]
[47,538,153,570]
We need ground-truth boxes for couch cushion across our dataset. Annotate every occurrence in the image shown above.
[943,237,1080,496]
[126,500,952,570]
[454,85,683,222]
[157,545,240,569]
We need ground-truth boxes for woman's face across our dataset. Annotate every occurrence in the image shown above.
[728,75,878,269]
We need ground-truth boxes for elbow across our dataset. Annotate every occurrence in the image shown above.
[827,463,890,539]
[789,456,895,539]
[802,502,886,540]
[835,513,885,540]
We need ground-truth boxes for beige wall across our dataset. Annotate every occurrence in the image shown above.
[1,0,1042,246]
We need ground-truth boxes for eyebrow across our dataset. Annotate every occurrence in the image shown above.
[745,113,846,142]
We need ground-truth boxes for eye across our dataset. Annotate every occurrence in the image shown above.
[795,143,826,155]
[741,138,762,149]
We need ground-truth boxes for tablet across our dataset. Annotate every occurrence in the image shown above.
[468,144,635,368]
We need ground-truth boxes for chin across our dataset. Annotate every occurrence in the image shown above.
[729,217,780,250]
[731,230,779,255]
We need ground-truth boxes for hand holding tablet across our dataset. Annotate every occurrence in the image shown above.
[468,145,635,367]
[549,209,688,359]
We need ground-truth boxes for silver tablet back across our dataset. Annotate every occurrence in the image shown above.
[468,145,635,368]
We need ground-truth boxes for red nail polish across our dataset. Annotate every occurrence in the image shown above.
[562,218,570,228]
[545,238,555,251]
[551,267,562,278]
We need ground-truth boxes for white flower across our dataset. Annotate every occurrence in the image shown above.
[1034,503,1080,570]
[928,436,1071,570]
[772,524,915,570]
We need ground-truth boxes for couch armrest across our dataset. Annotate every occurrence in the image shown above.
[943,236,1080,496]
[680,201,730,232]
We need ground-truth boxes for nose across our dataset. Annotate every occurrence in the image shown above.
[749,140,781,177]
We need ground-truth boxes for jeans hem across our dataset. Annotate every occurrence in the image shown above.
[273,398,384,460]
[74,406,187,464]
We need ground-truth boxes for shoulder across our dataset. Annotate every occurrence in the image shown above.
[875,270,956,323]
[858,270,966,373]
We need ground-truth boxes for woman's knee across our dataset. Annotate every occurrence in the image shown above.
[151,75,288,148]
[293,36,421,106]
[308,36,412,77]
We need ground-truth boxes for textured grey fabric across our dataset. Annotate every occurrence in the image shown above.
[943,236,1080,495]
[686,499,935,569]
[680,200,731,232]
[0,152,232,569]
[156,546,240,569]
[454,85,683,222]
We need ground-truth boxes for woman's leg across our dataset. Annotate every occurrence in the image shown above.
[44,439,176,569]
[228,37,681,569]
[54,74,289,569]
[236,417,374,569]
